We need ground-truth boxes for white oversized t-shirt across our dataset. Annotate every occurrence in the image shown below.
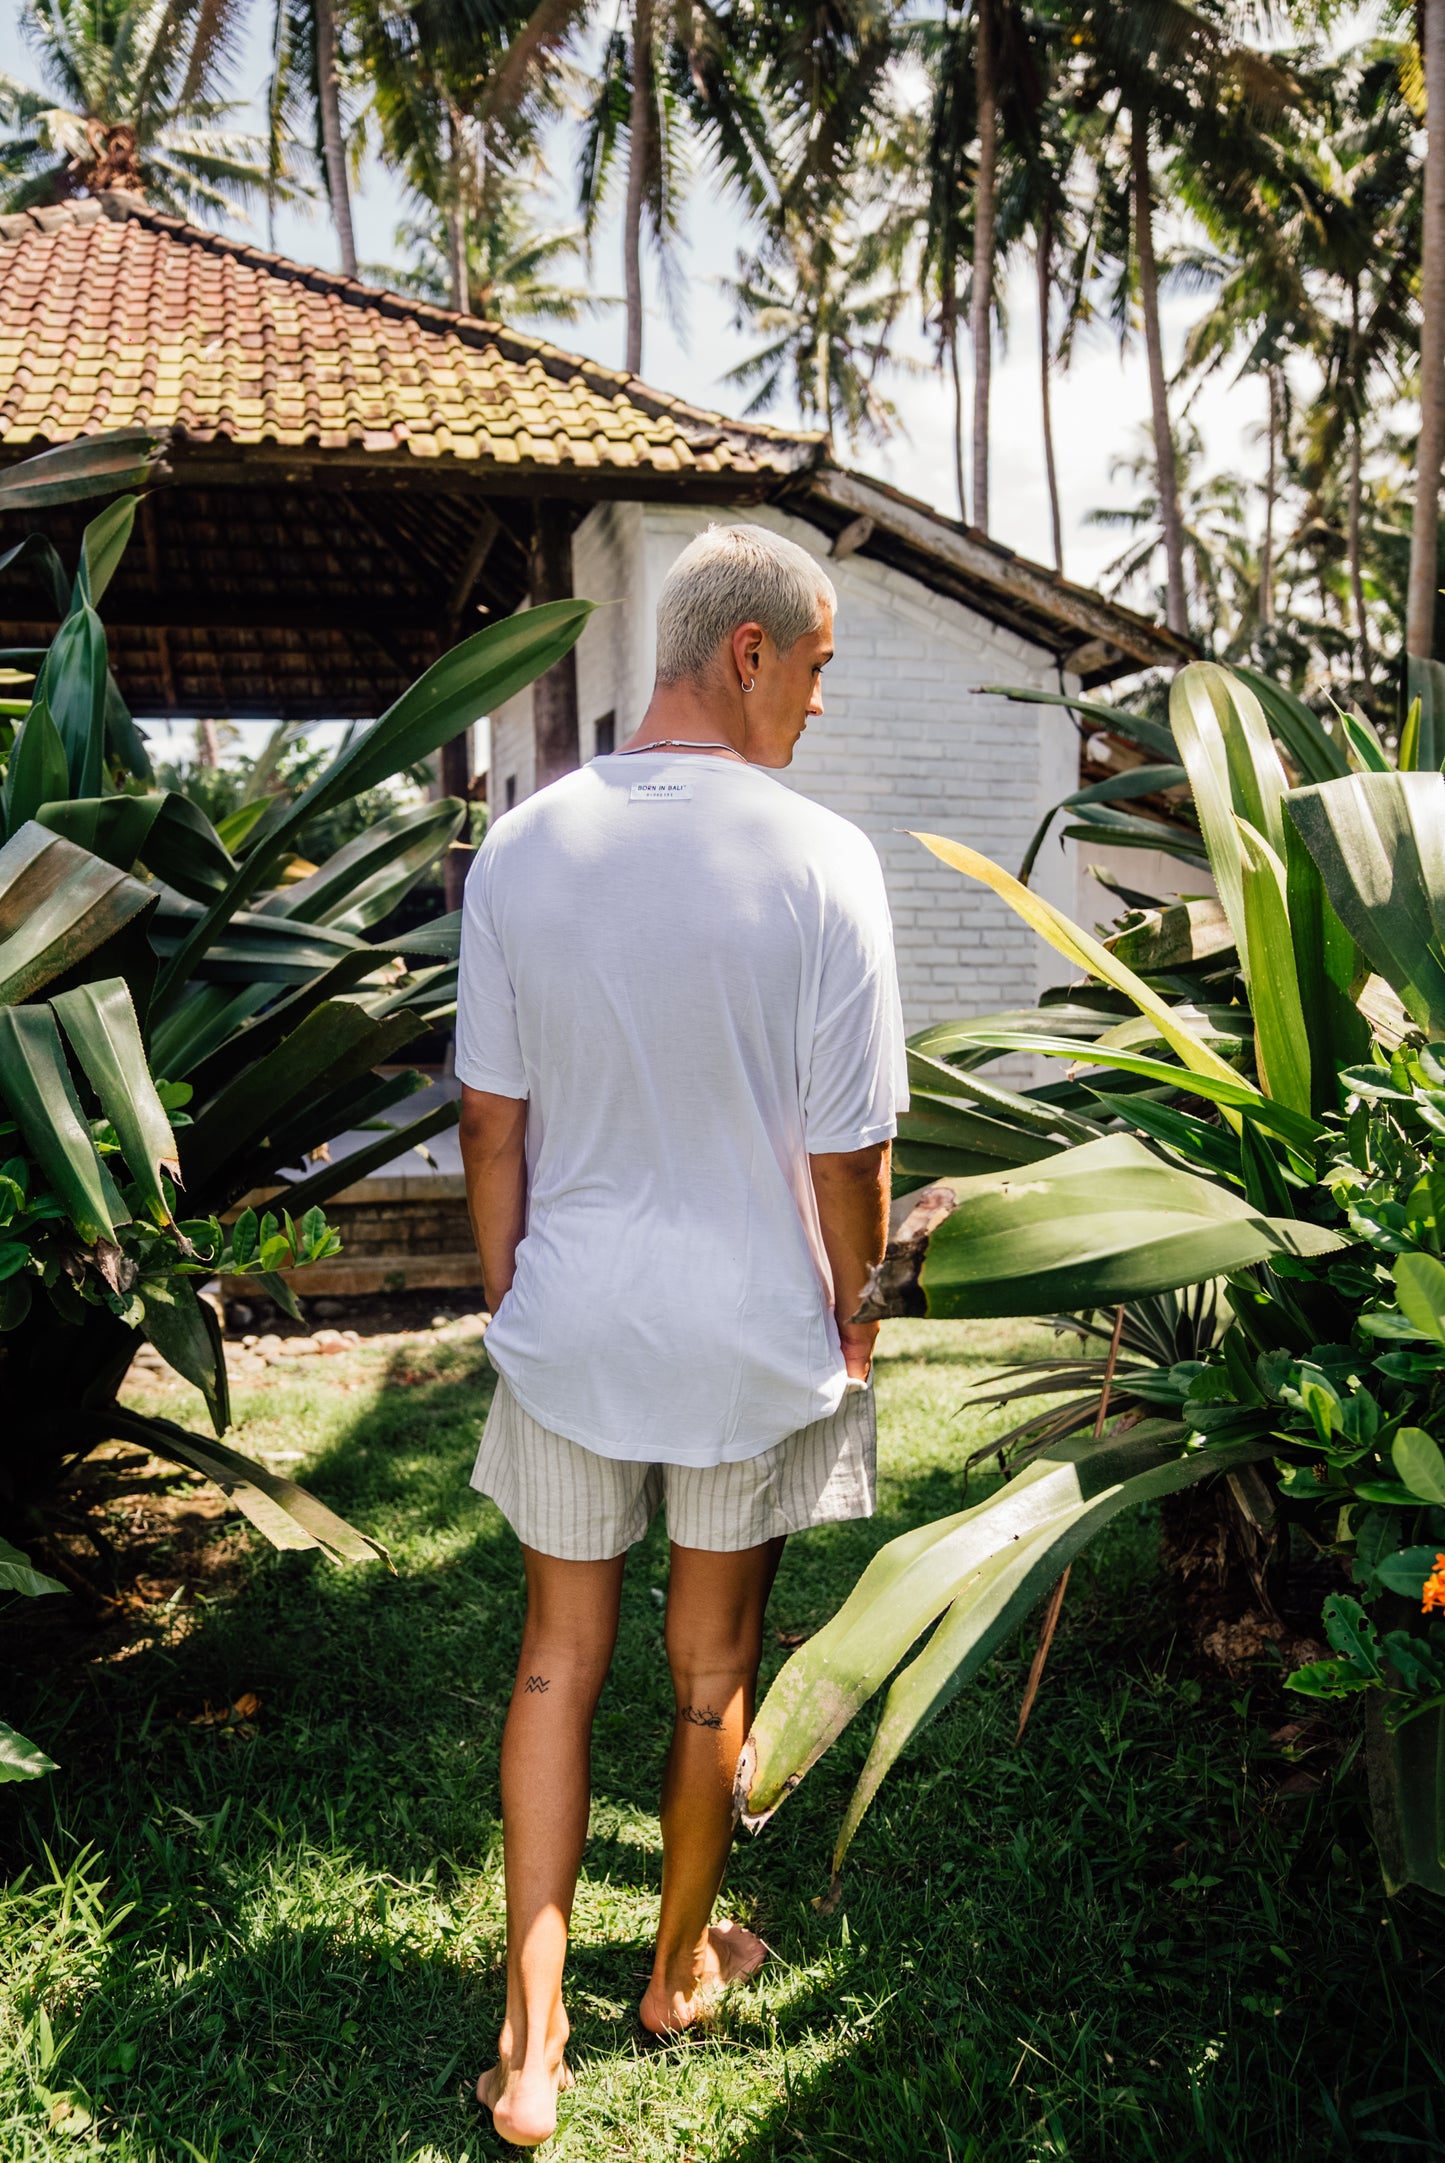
[455,751,908,1466]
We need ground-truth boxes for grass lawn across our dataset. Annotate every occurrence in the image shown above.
[2,1317,1441,2162]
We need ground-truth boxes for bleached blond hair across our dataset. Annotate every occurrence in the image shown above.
[654,523,836,683]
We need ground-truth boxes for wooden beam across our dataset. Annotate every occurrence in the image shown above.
[529,499,581,789]
[442,506,502,644]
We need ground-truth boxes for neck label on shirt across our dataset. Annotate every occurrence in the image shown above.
[630,780,693,803]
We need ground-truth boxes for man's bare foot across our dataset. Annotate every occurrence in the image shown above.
[476,2020,574,2148]
[639,1918,770,2037]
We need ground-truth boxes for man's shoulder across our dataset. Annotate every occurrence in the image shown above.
[763,781,884,873]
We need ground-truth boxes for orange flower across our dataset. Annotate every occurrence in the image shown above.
[1422,1556,1445,1615]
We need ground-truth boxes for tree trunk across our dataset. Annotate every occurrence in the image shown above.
[1132,114,1188,637]
[969,0,998,535]
[949,317,968,524]
[448,199,470,316]
[1037,200,1063,573]
[624,0,653,376]
[313,0,356,280]
[440,733,474,914]
[1260,367,1277,629]
[1409,0,1445,656]
[1348,280,1369,683]
[530,502,581,788]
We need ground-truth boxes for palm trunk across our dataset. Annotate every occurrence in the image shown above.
[1260,367,1277,629]
[1037,201,1063,573]
[624,0,653,376]
[969,0,998,534]
[1409,0,1445,656]
[1348,280,1369,683]
[313,0,356,280]
[1132,113,1188,637]
[949,316,968,523]
[445,108,470,315]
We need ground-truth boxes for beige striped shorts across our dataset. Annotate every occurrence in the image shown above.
[471,1373,877,1560]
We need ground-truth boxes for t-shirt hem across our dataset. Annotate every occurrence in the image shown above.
[489,1358,847,1467]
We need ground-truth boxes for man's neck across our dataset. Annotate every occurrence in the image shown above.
[621,677,744,756]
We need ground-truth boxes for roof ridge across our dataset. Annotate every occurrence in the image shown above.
[78,192,823,462]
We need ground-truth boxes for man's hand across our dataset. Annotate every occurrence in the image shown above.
[808,1143,890,1384]
[459,1085,529,1314]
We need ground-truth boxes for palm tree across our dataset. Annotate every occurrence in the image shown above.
[1409,0,1445,656]
[372,164,612,322]
[0,0,273,219]
[1086,417,1258,649]
[265,0,360,273]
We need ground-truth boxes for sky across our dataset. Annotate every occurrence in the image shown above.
[0,2,1269,617]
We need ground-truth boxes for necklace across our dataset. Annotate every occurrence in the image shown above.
[614,739,748,762]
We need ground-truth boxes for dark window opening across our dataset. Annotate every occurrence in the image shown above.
[594,711,616,756]
[505,774,517,811]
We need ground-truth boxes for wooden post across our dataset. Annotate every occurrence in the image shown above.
[530,500,580,788]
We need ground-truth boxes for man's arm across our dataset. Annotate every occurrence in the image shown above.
[809,1141,891,1382]
[459,1084,529,1313]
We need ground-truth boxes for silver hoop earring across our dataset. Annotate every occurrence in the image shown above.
[741,677,755,693]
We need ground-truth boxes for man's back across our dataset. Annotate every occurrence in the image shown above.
[456,750,906,1463]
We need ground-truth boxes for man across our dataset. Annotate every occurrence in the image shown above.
[457,522,907,2146]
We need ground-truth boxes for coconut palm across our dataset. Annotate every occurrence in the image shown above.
[372,164,609,321]
[1407,0,1445,655]
[0,0,273,219]
[263,0,364,273]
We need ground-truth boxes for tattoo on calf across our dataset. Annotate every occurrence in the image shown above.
[524,1675,550,1694]
[680,1704,724,1730]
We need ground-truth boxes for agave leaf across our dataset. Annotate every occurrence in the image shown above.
[0,531,70,613]
[0,1005,120,1244]
[1105,897,1235,972]
[905,1046,1101,1142]
[0,427,165,511]
[1235,818,1311,1116]
[1168,663,1290,985]
[156,599,593,1002]
[1286,771,1445,1037]
[107,1408,389,1566]
[897,1091,1066,1170]
[385,914,463,960]
[911,831,1256,1129]
[37,794,162,870]
[45,604,109,798]
[1231,665,1350,785]
[2,700,68,837]
[821,1435,1276,1871]
[1281,813,1371,1113]
[1017,765,1188,884]
[1058,807,1208,861]
[52,979,180,1225]
[179,947,398,1104]
[1405,657,1445,774]
[264,1096,463,1214]
[135,1275,229,1434]
[139,794,237,900]
[0,822,155,1005]
[262,798,466,930]
[145,983,275,1082]
[1341,707,1392,773]
[151,896,370,988]
[0,1721,58,1782]
[73,494,138,610]
[104,670,151,782]
[915,1134,1341,1319]
[983,684,1178,762]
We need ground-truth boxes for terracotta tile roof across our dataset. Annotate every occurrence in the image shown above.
[0,194,821,479]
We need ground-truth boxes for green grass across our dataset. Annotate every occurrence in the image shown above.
[2,1319,1441,2162]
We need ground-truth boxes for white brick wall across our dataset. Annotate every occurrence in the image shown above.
[488,498,1086,1043]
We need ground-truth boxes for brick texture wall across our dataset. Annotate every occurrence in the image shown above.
[489,499,1083,1043]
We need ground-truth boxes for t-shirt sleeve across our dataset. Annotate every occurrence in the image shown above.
[454,841,528,1098]
[804,841,910,1154]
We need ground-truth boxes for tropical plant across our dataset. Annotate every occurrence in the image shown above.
[0,0,275,220]
[0,427,591,1778]
[375,164,604,322]
[739,652,1445,1898]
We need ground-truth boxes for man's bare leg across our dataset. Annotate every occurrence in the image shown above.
[640,1535,785,2036]
[477,1544,625,2146]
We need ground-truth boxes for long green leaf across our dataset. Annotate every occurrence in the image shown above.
[896,1091,1065,1171]
[106,1409,389,1567]
[180,947,400,1104]
[262,798,466,930]
[1018,765,1188,883]
[139,794,237,899]
[74,494,138,610]
[1285,771,1445,1036]
[155,599,593,1005]
[2,701,68,837]
[1231,664,1350,785]
[52,979,179,1226]
[45,604,109,798]
[1168,662,1290,986]
[0,822,155,1005]
[983,684,1178,761]
[150,897,371,985]
[37,794,162,871]
[905,1045,1101,1142]
[0,427,165,511]
[1405,656,1445,773]
[266,1096,463,1214]
[915,1134,1341,1319]
[911,831,1260,1124]
[0,1005,119,1244]
[135,1276,229,1433]
[1281,810,1370,1114]
[1235,818,1311,1115]
[824,1436,1275,1871]
[1105,896,1235,972]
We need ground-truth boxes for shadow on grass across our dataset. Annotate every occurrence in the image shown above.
[4,1339,1443,2161]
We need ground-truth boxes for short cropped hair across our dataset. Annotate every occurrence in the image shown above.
[655,523,836,682]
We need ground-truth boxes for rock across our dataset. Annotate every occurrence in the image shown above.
[255,1334,283,1355]
[430,1314,453,1330]
[313,1329,349,1354]
[279,1336,320,1356]
[241,1334,258,1349]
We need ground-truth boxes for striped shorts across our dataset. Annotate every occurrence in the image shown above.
[471,1373,877,1560]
